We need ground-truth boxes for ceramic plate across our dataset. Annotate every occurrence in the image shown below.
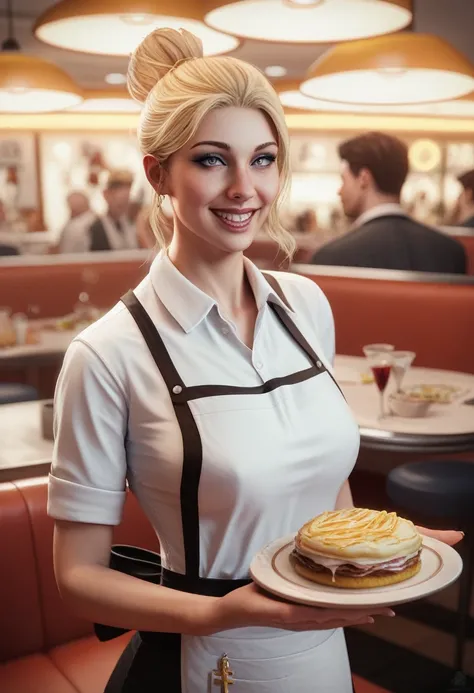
[249,535,462,609]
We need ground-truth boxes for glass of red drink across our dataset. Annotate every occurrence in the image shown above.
[363,345,394,420]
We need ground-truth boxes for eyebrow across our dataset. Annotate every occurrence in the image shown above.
[190,140,277,152]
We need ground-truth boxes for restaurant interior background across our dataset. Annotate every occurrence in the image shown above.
[1,2,474,693]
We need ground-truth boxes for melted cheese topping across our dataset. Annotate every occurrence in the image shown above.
[296,508,422,561]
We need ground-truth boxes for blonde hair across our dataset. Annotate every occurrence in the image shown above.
[127,27,295,260]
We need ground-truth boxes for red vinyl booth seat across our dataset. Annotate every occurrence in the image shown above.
[0,477,158,693]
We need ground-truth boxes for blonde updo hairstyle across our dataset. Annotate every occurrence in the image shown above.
[128,27,295,259]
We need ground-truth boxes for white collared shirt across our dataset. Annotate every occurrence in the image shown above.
[49,252,359,578]
[352,203,407,230]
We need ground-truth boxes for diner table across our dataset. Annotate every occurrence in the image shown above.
[0,356,473,483]
[0,328,78,368]
[334,355,474,454]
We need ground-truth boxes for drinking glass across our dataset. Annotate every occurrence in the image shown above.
[364,349,393,420]
[391,351,416,393]
[362,343,395,359]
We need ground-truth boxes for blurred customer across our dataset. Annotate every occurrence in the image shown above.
[89,170,137,251]
[456,169,474,228]
[294,208,318,234]
[311,132,466,274]
[59,172,138,253]
[0,200,18,255]
[0,199,10,232]
[58,191,95,253]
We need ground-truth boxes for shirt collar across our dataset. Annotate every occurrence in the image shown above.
[352,203,407,230]
[149,251,292,334]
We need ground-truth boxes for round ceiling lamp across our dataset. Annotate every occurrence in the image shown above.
[34,0,239,57]
[204,0,412,43]
[300,33,474,105]
[275,79,474,117]
[0,0,82,113]
[0,53,83,112]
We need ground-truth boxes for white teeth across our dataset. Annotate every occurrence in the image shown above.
[214,211,253,222]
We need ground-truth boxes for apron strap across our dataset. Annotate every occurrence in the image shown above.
[263,273,346,401]
[121,290,202,579]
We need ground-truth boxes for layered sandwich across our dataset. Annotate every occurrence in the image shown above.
[292,508,423,589]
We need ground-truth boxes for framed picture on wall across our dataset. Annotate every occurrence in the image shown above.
[0,133,39,230]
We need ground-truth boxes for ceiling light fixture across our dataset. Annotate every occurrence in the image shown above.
[0,0,82,113]
[105,73,127,85]
[264,65,287,77]
[276,79,474,118]
[34,0,239,57]
[300,33,474,105]
[204,0,412,43]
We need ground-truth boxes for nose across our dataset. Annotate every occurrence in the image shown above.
[226,165,256,201]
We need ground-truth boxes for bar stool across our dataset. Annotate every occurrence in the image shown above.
[0,383,38,405]
[387,460,474,692]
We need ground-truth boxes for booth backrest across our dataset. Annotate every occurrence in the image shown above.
[0,254,151,318]
[0,477,158,662]
[294,265,474,374]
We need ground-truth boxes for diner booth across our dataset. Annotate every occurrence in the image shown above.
[2,1,474,691]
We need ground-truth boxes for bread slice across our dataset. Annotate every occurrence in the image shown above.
[293,557,422,589]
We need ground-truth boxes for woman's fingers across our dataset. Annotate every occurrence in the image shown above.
[416,526,464,546]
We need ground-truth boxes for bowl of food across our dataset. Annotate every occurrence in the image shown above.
[389,392,432,418]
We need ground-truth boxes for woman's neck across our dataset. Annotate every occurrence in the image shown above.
[167,235,254,322]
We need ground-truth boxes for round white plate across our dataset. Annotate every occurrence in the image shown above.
[249,534,463,609]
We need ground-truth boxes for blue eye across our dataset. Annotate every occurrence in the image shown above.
[193,154,225,168]
[252,154,277,168]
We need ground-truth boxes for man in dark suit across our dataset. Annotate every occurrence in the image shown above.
[311,132,466,274]
[456,169,474,228]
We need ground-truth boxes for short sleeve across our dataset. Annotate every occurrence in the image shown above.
[48,339,128,525]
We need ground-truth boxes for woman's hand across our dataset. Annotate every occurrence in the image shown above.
[207,582,395,635]
[416,526,464,546]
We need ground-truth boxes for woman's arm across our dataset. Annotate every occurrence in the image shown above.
[335,479,354,509]
[54,520,220,636]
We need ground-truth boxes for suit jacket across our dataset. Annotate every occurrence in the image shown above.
[311,214,467,274]
[461,215,474,229]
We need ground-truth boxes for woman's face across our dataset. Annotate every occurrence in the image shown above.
[160,106,280,256]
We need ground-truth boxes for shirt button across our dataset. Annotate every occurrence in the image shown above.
[172,385,182,394]
[255,360,263,370]
[316,360,322,368]
[221,327,230,335]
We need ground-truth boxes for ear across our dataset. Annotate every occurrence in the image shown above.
[358,167,374,190]
[143,155,169,195]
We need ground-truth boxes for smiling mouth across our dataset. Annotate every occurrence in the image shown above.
[211,209,259,232]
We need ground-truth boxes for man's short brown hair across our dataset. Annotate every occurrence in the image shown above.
[106,169,134,190]
[458,169,474,198]
[338,131,409,196]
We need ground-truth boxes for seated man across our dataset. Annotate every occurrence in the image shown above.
[456,169,474,228]
[311,132,466,274]
[58,171,138,253]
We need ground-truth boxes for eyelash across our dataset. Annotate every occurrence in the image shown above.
[193,153,277,169]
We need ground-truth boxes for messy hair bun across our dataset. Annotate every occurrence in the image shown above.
[127,27,203,104]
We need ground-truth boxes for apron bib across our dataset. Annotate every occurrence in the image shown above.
[104,274,357,693]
